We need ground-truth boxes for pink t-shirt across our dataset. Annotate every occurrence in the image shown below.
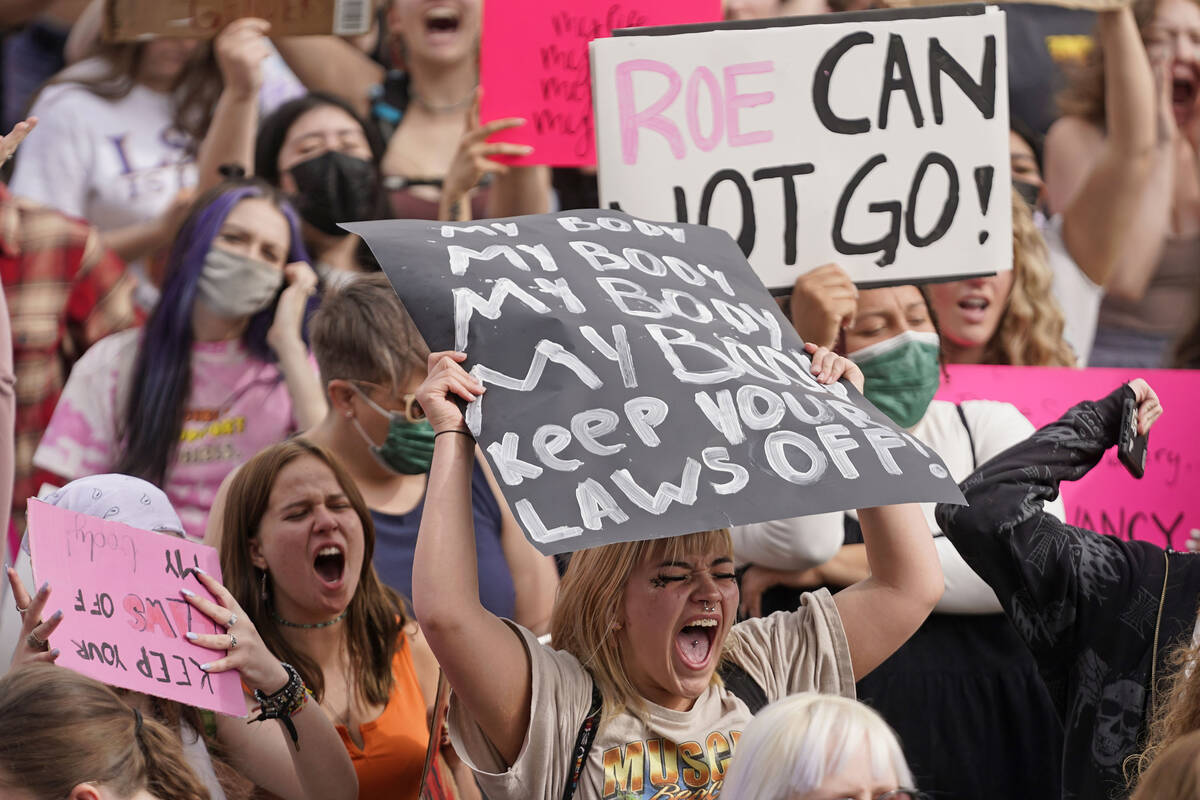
[34,328,307,539]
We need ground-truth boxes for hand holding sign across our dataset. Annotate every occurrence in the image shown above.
[180,570,289,694]
[27,500,244,715]
[5,567,62,668]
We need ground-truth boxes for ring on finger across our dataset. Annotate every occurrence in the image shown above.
[15,603,28,617]
[225,613,238,629]
[26,631,47,651]
[229,633,238,650]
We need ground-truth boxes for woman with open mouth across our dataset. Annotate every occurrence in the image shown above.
[218,438,470,799]
[411,349,943,799]
[1046,1,1200,368]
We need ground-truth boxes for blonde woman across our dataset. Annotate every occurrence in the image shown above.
[411,349,942,798]
[923,189,1076,367]
[722,694,924,800]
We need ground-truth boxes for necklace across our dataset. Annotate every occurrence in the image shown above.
[410,85,478,114]
[272,609,349,629]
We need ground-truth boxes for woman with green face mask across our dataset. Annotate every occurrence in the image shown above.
[206,274,560,639]
[733,269,1068,800]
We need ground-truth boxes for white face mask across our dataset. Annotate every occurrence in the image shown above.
[196,248,284,319]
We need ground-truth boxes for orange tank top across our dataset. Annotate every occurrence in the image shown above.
[336,634,429,800]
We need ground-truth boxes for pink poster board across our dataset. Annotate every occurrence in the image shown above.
[27,499,244,716]
[936,365,1198,550]
[479,0,721,166]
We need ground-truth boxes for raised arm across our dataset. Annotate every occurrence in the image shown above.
[194,19,271,194]
[271,37,383,118]
[935,381,1164,667]
[412,351,531,769]
[267,264,326,430]
[1048,6,1168,296]
[832,503,943,680]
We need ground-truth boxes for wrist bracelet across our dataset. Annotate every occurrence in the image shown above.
[435,429,474,440]
[249,662,308,749]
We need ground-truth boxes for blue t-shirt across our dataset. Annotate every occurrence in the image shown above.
[370,462,516,620]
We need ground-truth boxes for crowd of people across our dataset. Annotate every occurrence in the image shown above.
[0,0,1196,798]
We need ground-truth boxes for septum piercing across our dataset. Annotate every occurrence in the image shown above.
[703,602,715,613]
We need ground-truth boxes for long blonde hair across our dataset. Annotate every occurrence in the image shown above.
[982,190,1076,367]
[550,529,736,720]
[1129,629,1200,790]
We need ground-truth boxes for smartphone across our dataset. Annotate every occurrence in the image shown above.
[1118,394,1149,479]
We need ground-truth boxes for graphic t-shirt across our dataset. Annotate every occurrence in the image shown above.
[33,328,306,538]
[449,588,853,800]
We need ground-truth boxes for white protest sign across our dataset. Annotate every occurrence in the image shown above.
[592,8,1012,291]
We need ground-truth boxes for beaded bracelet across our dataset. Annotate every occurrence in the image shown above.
[249,663,309,749]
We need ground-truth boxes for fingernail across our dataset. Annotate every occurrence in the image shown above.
[186,631,198,641]
[38,582,48,594]
[49,648,59,657]
[200,663,210,671]
[180,588,195,598]
[194,566,207,575]
[50,609,62,620]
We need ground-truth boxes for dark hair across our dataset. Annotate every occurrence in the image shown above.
[114,178,316,486]
[310,273,428,391]
[219,438,405,705]
[0,666,210,800]
[254,92,386,186]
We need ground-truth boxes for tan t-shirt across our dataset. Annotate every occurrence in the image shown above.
[449,588,853,800]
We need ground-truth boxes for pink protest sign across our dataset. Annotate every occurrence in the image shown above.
[27,499,244,716]
[479,0,721,166]
[936,365,1199,550]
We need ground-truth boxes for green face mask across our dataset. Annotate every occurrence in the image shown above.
[350,386,437,475]
[848,330,941,429]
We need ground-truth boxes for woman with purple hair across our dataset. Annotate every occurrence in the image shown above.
[32,177,327,539]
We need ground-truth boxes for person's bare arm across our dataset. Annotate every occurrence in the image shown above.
[63,0,103,63]
[485,166,552,219]
[832,503,942,680]
[271,36,383,118]
[1049,7,1168,297]
[413,352,531,769]
[195,19,270,194]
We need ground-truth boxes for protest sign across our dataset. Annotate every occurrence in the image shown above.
[479,0,721,167]
[347,210,964,556]
[592,7,1013,291]
[936,365,1199,551]
[27,500,244,716]
[104,0,372,41]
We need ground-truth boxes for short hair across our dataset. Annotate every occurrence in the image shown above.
[720,693,915,800]
[549,530,735,720]
[309,273,429,390]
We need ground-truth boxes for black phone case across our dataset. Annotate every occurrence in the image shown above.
[1118,395,1148,479]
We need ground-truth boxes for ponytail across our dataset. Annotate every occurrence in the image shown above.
[133,708,211,800]
[0,666,211,800]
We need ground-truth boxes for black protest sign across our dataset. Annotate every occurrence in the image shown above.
[591,7,1013,290]
[347,211,964,555]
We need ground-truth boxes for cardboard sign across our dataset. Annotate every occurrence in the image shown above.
[27,500,244,716]
[936,365,1199,551]
[592,7,1013,291]
[479,0,721,167]
[103,0,373,41]
[347,210,964,556]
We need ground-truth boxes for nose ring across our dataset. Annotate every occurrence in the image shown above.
[703,602,715,613]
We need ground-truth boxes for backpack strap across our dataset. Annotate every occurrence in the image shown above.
[719,660,768,715]
[562,682,603,800]
[955,403,978,471]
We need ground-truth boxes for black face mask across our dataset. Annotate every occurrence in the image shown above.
[288,150,378,237]
[1013,179,1041,210]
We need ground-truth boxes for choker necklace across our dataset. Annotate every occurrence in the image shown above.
[410,85,478,114]
[272,609,349,629]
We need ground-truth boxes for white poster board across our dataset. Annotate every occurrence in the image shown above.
[592,8,1012,291]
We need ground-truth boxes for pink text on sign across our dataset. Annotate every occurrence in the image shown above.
[936,365,1198,551]
[27,500,244,716]
[616,59,777,165]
